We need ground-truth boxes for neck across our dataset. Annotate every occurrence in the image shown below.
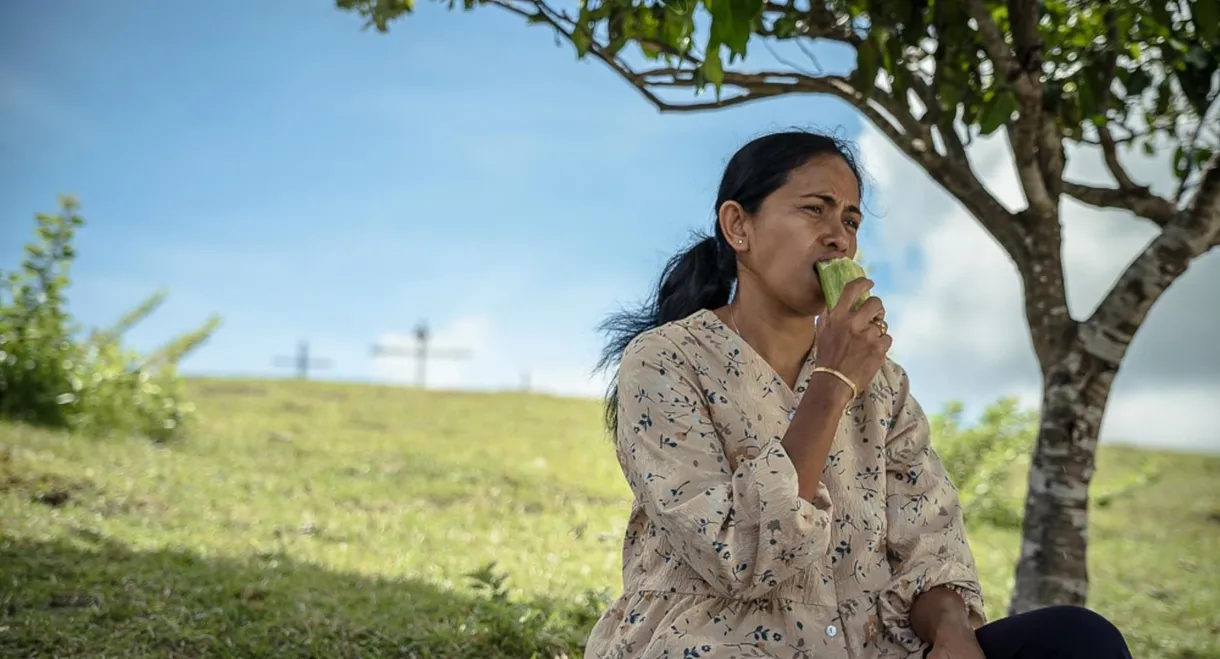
[729,289,819,387]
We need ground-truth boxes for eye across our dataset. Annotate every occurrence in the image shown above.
[844,217,861,230]
[800,204,824,216]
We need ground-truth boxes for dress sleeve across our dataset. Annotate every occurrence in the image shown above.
[877,362,986,652]
[614,330,834,599]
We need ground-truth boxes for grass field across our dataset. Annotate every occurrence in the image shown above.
[2,378,1218,658]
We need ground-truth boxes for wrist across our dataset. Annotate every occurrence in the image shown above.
[930,617,974,646]
[807,369,856,406]
[913,587,973,645]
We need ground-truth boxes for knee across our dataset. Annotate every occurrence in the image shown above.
[1041,605,1129,656]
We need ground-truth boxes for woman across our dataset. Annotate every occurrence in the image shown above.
[585,130,1132,659]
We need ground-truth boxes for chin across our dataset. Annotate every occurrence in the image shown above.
[804,289,829,314]
[787,297,825,319]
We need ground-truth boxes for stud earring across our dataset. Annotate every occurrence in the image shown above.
[737,239,743,244]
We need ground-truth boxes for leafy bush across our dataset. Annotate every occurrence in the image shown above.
[930,396,1162,528]
[0,196,220,441]
[931,397,1037,528]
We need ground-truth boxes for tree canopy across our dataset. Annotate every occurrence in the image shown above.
[340,0,1217,210]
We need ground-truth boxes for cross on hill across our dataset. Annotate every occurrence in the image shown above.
[273,340,332,380]
[372,321,472,389]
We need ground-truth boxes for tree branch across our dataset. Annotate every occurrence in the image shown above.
[1036,117,1066,199]
[762,2,863,46]
[1006,0,1044,75]
[1082,153,1220,366]
[965,0,1021,83]
[489,0,1028,267]
[1061,182,1180,227]
[1192,154,1220,247]
[1098,126,1138,189]
[908,53,969,162]
[1075,128,1144,147]
[965,0,1056,218]
[1092,6,1141,193]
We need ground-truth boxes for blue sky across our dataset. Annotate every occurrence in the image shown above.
[1,0,893,393]
[5,1,1215,452]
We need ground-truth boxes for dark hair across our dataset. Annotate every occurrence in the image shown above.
[595,129,865,435]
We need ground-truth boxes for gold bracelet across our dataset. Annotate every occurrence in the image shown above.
[811,366,859,400]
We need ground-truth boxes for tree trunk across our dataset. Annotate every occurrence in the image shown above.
[1008,341,1118,614]
[1007,155,1220,613]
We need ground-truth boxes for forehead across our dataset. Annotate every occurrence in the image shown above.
[776,154,861,202]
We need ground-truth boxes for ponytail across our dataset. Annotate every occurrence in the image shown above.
[595,129,865,438]
[595,234,737,435]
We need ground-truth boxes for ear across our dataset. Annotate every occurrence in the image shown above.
[717,200,750,253]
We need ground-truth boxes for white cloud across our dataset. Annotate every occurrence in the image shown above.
[1100,386,1219,452]
[856,124,1220,453]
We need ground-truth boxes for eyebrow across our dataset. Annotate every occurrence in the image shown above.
[801,192,862,216]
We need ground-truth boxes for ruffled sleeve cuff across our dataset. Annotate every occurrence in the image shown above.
[878,561,986,652]
[737,441,835,563]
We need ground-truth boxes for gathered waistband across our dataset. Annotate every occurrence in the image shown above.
[627,562,840,606]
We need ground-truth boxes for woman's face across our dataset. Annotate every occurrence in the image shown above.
[721,153,863,315]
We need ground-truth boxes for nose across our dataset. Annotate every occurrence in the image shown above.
[820,220,849,253]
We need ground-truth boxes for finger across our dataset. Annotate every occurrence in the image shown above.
[852,296,885,323]
[870,298,886,322]
[830,277,874,314]
[859,319,892,350]
[850,300,885,333]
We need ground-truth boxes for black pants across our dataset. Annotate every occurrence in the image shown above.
[929,606,1133,658]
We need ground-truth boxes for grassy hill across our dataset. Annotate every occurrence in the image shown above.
[2,378,1218,658]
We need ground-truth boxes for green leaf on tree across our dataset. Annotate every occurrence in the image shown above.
[702,43,725,89]
[980,90,1018,135]
[1192,0,1219,42]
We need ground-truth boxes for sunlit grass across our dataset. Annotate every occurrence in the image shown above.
[1,378,1217,657]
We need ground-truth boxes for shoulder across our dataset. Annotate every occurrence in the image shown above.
[621,325,680,367]
[875,356,925,416]
[874,357,932,434]
[877,357,912,392]
[619,311,719,383]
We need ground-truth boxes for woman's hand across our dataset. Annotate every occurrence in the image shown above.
[913,588,983,659]
[926,625,986,659]
[813,277,891,396]
[782,276,889,499]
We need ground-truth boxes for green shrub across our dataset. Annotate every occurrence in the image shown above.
[930,396,1162,528]
[931,397,1036,528]
[0,195,220,441]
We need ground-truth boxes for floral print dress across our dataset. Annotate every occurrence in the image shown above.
[584,309,985,659]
